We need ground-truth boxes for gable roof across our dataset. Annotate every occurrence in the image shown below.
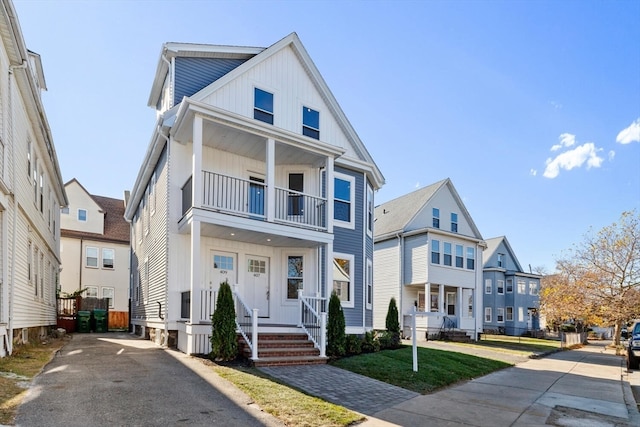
[483,236,524,272]
[62,179,129,244]
[374,178,482,241]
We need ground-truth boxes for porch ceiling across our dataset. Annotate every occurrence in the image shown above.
[201,121,328,167]
[199,222,322,248]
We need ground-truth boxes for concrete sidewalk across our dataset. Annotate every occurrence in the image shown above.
[262,341,640,426]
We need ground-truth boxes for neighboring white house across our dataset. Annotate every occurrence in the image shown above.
[483,236,543,336]
[0,0,67,357]
[373,178,484,341]
[60,179,130,330]
[123,33,384,363]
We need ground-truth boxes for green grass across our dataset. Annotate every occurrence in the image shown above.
[330,346,511,394]
[212,364,364,427]
[476,335,562,354]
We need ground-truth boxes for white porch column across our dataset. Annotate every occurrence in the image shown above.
[189,220,202,324]
[192,115,203,208]
[326,156,334,234]
[457,287,463,322]
[439,284,444,314]
[325,242,333,299]
[266,138,275,222]
[424,283,430,312]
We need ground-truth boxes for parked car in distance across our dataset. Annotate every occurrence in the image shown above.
[627,320,640,370]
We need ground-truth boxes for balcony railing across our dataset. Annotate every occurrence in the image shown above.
[182,171,327,230]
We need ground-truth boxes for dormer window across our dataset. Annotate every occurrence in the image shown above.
[254,88,273,124]
[302,107,319,139]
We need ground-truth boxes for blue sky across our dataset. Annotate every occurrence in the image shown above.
[13,0,640,272]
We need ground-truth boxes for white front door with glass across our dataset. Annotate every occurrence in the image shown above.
[246,255,270,318]
[212,252,237,290]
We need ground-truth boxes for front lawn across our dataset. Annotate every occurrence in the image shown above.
[330,345,511,394]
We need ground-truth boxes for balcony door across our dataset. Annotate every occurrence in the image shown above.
[288,173,304,217]
[249,176,265,218]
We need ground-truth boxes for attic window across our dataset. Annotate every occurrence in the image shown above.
[302,107,319,139]
[254,88,273,125]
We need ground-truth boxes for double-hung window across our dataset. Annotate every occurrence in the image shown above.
[466,247,475,269]
[333,254,354,307]
[78,209,87,222]
[485,307,492,322]
[431,239,440,264]
[302,107,319,139]
[443,242,452,266]
[506,278,513,293]
[254,88,274,124]
[530,281,538,295]
[506,306,514,321]
[485,279,492,294]
[432,208,440,228]
[497,308,504,323]
[86,247,98,268]
[451,212,458,232]
[497,280,504,294]
[102,248,115,269]
[497,253,504,267]
[517,280,526,294]
[334,173,354,227]
[455,244,464,268]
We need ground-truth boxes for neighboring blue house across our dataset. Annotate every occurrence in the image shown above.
[123,33,384,365]
[483,236,542,336]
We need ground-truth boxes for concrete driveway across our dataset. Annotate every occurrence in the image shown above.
[14,333,283,427]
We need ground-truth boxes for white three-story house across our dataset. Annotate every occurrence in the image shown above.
[124,33,384,364]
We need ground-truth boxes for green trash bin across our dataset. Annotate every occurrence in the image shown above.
[93,309,107,333]
[77,311,91,333]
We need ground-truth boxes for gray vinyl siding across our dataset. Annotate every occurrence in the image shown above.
[173,58,247,106]
[130,146,169,321]
[332,166,365,328]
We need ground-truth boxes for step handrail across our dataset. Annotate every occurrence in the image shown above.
[298,291,326,358]
[233,285,258,360]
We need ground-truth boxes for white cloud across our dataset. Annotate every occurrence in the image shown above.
[616,118,640,144]
[530,169,537,176]
[608,150,615,161]
[414,181,420,189]
[543,142,604,179]
[550,133,576,151]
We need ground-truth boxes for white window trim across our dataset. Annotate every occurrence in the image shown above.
[366,183,373,237]
[497,280,504,295]
[86,246,99,268]
[529,281,538,295]
[485,307,492,323]
[85,285,98,298]
[102,248,115,269]
[485,279,492,294]
[333,172,355,230]
[506,306,514,321]
[366,258,373,310]
[333,252,355,308]
[517,280,526,294]
[102,287,115,308]
[497,307,505,323]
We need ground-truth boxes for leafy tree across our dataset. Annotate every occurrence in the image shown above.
[327,291,346,357]
[542,210,640,347]
[385,297,401,349]
[210,280,238,361]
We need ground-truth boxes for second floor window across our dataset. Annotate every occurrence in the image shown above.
[86,247,98,268]
[431,239,440,264]
[455,245,464,268]
[102,249,115,269]
[466,247,475,270]
[507,278,513,293]
[302,107,319,139]
[443,242,452,266]
[334,176,352,224]
[497,280,504,294]
[254,88,273,124]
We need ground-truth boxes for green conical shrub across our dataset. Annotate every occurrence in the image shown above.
[327,291,346,358]
[210,280,238,361]
[385,297,401,349]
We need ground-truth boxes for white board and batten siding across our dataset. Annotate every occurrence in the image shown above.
[200,46,357,158]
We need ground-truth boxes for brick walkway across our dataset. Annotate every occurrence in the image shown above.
[258,364,419,415]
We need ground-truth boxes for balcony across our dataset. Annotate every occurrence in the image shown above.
[182,171,327,231]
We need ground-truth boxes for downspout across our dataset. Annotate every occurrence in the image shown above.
[362,173,366,333]
[157,127,170,347]
[6,61,28,355]
[78,237,83,291]
[397,233,403,332]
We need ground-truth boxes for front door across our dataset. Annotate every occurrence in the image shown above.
[446,292,456,316]
[246,255,269,318]
[212,251,237,290]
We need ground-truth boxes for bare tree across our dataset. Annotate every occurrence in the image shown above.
[542,210,640,347]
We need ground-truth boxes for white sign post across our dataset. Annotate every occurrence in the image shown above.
[412,306,418,372]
